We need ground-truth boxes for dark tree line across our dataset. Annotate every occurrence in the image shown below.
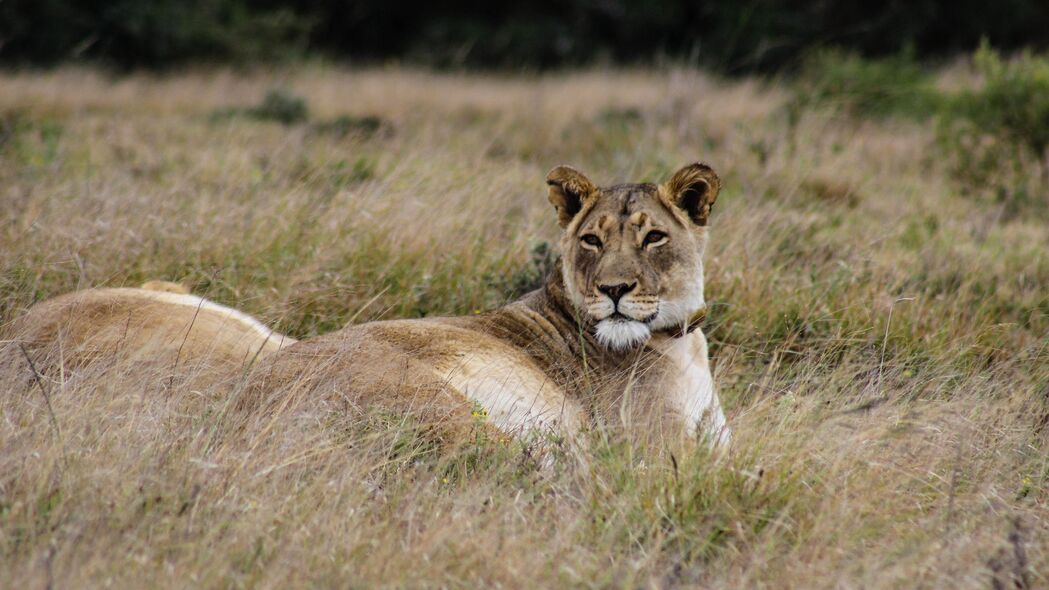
[3,0,1049,71]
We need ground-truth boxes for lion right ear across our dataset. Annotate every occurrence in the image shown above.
[546,165,598,228]
[663,162,721,226]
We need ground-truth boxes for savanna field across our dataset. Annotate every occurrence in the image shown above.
[1,61,1048,587]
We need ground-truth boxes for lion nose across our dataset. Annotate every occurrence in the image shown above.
[598,282,637,305]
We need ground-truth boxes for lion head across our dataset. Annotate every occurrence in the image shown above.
[546,162,721,350]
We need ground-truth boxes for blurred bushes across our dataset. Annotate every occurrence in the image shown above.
[792,49,941,119]
[943,43,1049,180]
[209,89,391,143]
[2,0,1049,71]
[937,43,1049,215]
[211,89,309,124]
[0,0,310,67]
[799,43,1049,214]
[0,110,64,171]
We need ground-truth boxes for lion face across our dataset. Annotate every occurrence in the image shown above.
[546,163,721,350]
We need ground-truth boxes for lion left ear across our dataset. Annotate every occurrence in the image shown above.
[546,165,598,228]
[663,162,721,226]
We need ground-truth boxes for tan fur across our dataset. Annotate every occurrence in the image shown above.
[5,164,728,450]
[140,280,191,294]
[2,286,295,387]
[242,163,729,448]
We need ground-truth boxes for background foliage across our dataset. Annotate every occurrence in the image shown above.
[3,0,1049,70]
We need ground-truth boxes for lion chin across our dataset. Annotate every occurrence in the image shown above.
[594,318,652,350]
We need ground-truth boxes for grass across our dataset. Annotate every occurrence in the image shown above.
[1,64,1047,588]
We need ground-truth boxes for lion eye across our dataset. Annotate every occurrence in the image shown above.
[580,234,602,248]
[643,230,668,247]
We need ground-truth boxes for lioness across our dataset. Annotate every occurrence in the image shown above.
[5,162,728,448]
[244,163,729,446]
[2,281,295,384]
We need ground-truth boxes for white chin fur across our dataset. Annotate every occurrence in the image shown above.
[595,319,651,350]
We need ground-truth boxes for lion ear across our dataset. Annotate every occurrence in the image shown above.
[663,162,721,226]
[546,165,598,228]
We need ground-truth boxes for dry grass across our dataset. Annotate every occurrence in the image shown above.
[1,65,1047,588]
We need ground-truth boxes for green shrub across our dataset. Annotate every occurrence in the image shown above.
[947,42,1049,179]
[211,89,308,125]
[934,43,1049,218]
[792,49,939,119]
[331,156,377,185]
[250,90,309,124]
[502,241,556,299]
[312,115,387,139]
[0,110,64,171]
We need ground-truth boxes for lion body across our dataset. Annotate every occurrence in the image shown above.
[5,163,730,447]
[3,285,294,384]
[244,265,727,445]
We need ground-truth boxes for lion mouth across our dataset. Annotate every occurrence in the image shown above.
[606,310,658,324]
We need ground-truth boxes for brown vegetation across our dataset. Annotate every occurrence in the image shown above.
[1,66,1046,588]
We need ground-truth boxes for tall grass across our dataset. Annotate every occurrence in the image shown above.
[1,65,1047,588]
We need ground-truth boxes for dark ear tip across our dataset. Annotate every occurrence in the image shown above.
[546,164,580,183]
[690,162,718,177]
